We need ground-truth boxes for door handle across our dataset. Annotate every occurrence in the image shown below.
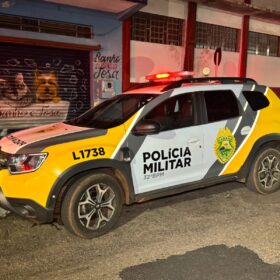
[241,126,251,136]
[187,137,200,145]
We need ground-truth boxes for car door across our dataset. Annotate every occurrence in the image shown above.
[200,86,251,179]
[128,92,204,195]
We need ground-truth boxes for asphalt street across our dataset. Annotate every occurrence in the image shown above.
[1,182,280,280]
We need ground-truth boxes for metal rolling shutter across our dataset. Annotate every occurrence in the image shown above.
[0,42,90,129]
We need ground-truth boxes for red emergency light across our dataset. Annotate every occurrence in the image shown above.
[146,71,195,81]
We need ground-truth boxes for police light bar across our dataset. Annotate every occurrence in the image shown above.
[146,71,195,81]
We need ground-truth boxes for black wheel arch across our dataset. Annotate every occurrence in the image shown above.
[238,133,280,180]
[47,159,136,218]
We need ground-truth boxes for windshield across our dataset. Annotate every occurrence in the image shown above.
[65,94,156,129]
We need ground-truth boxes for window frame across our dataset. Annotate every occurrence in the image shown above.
[0,13,93,39]
[131,11,184,46]
[195,21,239,52]
[248,31,279,57]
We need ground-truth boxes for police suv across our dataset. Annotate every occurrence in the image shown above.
[0,72,279,238]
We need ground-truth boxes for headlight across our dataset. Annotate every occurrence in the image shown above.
[8,153,48,174]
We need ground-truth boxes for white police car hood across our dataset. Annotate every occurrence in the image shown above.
[0,122,98,154]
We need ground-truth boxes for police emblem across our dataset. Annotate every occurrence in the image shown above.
[215,127,236,164]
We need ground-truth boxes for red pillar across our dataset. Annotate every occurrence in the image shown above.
[278,37,280,57]
[239,15,250,77]
[239,0,251,77]
[122,18,131,92]
[89,50,94,106]
[184,2,197,71]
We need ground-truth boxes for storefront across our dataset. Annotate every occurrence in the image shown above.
[0,42,91,130]
[0,0,146,136]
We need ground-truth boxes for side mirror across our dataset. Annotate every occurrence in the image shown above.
[132,120,161,136]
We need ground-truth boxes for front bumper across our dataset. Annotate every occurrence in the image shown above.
[0,187,53,223]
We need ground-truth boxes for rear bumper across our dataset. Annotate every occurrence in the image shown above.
[0,187,53,223]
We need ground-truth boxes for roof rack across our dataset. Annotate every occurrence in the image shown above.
[162,77,257,91]
[125,77,257,93]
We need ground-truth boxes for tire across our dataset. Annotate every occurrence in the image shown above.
[61,172,123,239]
[246,147,280,194]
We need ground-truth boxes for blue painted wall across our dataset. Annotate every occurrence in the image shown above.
[0,0,123,103]
[0,0,121,41]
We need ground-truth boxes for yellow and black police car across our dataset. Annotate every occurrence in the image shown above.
[0,72,279,238]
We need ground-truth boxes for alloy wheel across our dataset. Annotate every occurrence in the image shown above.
[78,183,116,230]
[258,154,280,190]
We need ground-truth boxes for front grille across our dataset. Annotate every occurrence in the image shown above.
[0,148,9,170]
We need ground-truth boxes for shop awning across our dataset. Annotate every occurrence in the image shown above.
[44,0,147,20]
[191,0,280,24]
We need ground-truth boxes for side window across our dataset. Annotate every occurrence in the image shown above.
[144,94,194,131]
[204,90,240,123]
[242,91,269,111]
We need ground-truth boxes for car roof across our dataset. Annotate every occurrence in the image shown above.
[124,84,168,94]
[124,77,257,95]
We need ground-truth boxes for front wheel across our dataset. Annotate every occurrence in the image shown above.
[61,173,123,238]
[246,147,280,194]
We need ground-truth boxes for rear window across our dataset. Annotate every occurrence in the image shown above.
[242,91,269,111]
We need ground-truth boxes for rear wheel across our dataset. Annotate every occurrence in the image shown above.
[61,173,123,238]
[246,147,280,194]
